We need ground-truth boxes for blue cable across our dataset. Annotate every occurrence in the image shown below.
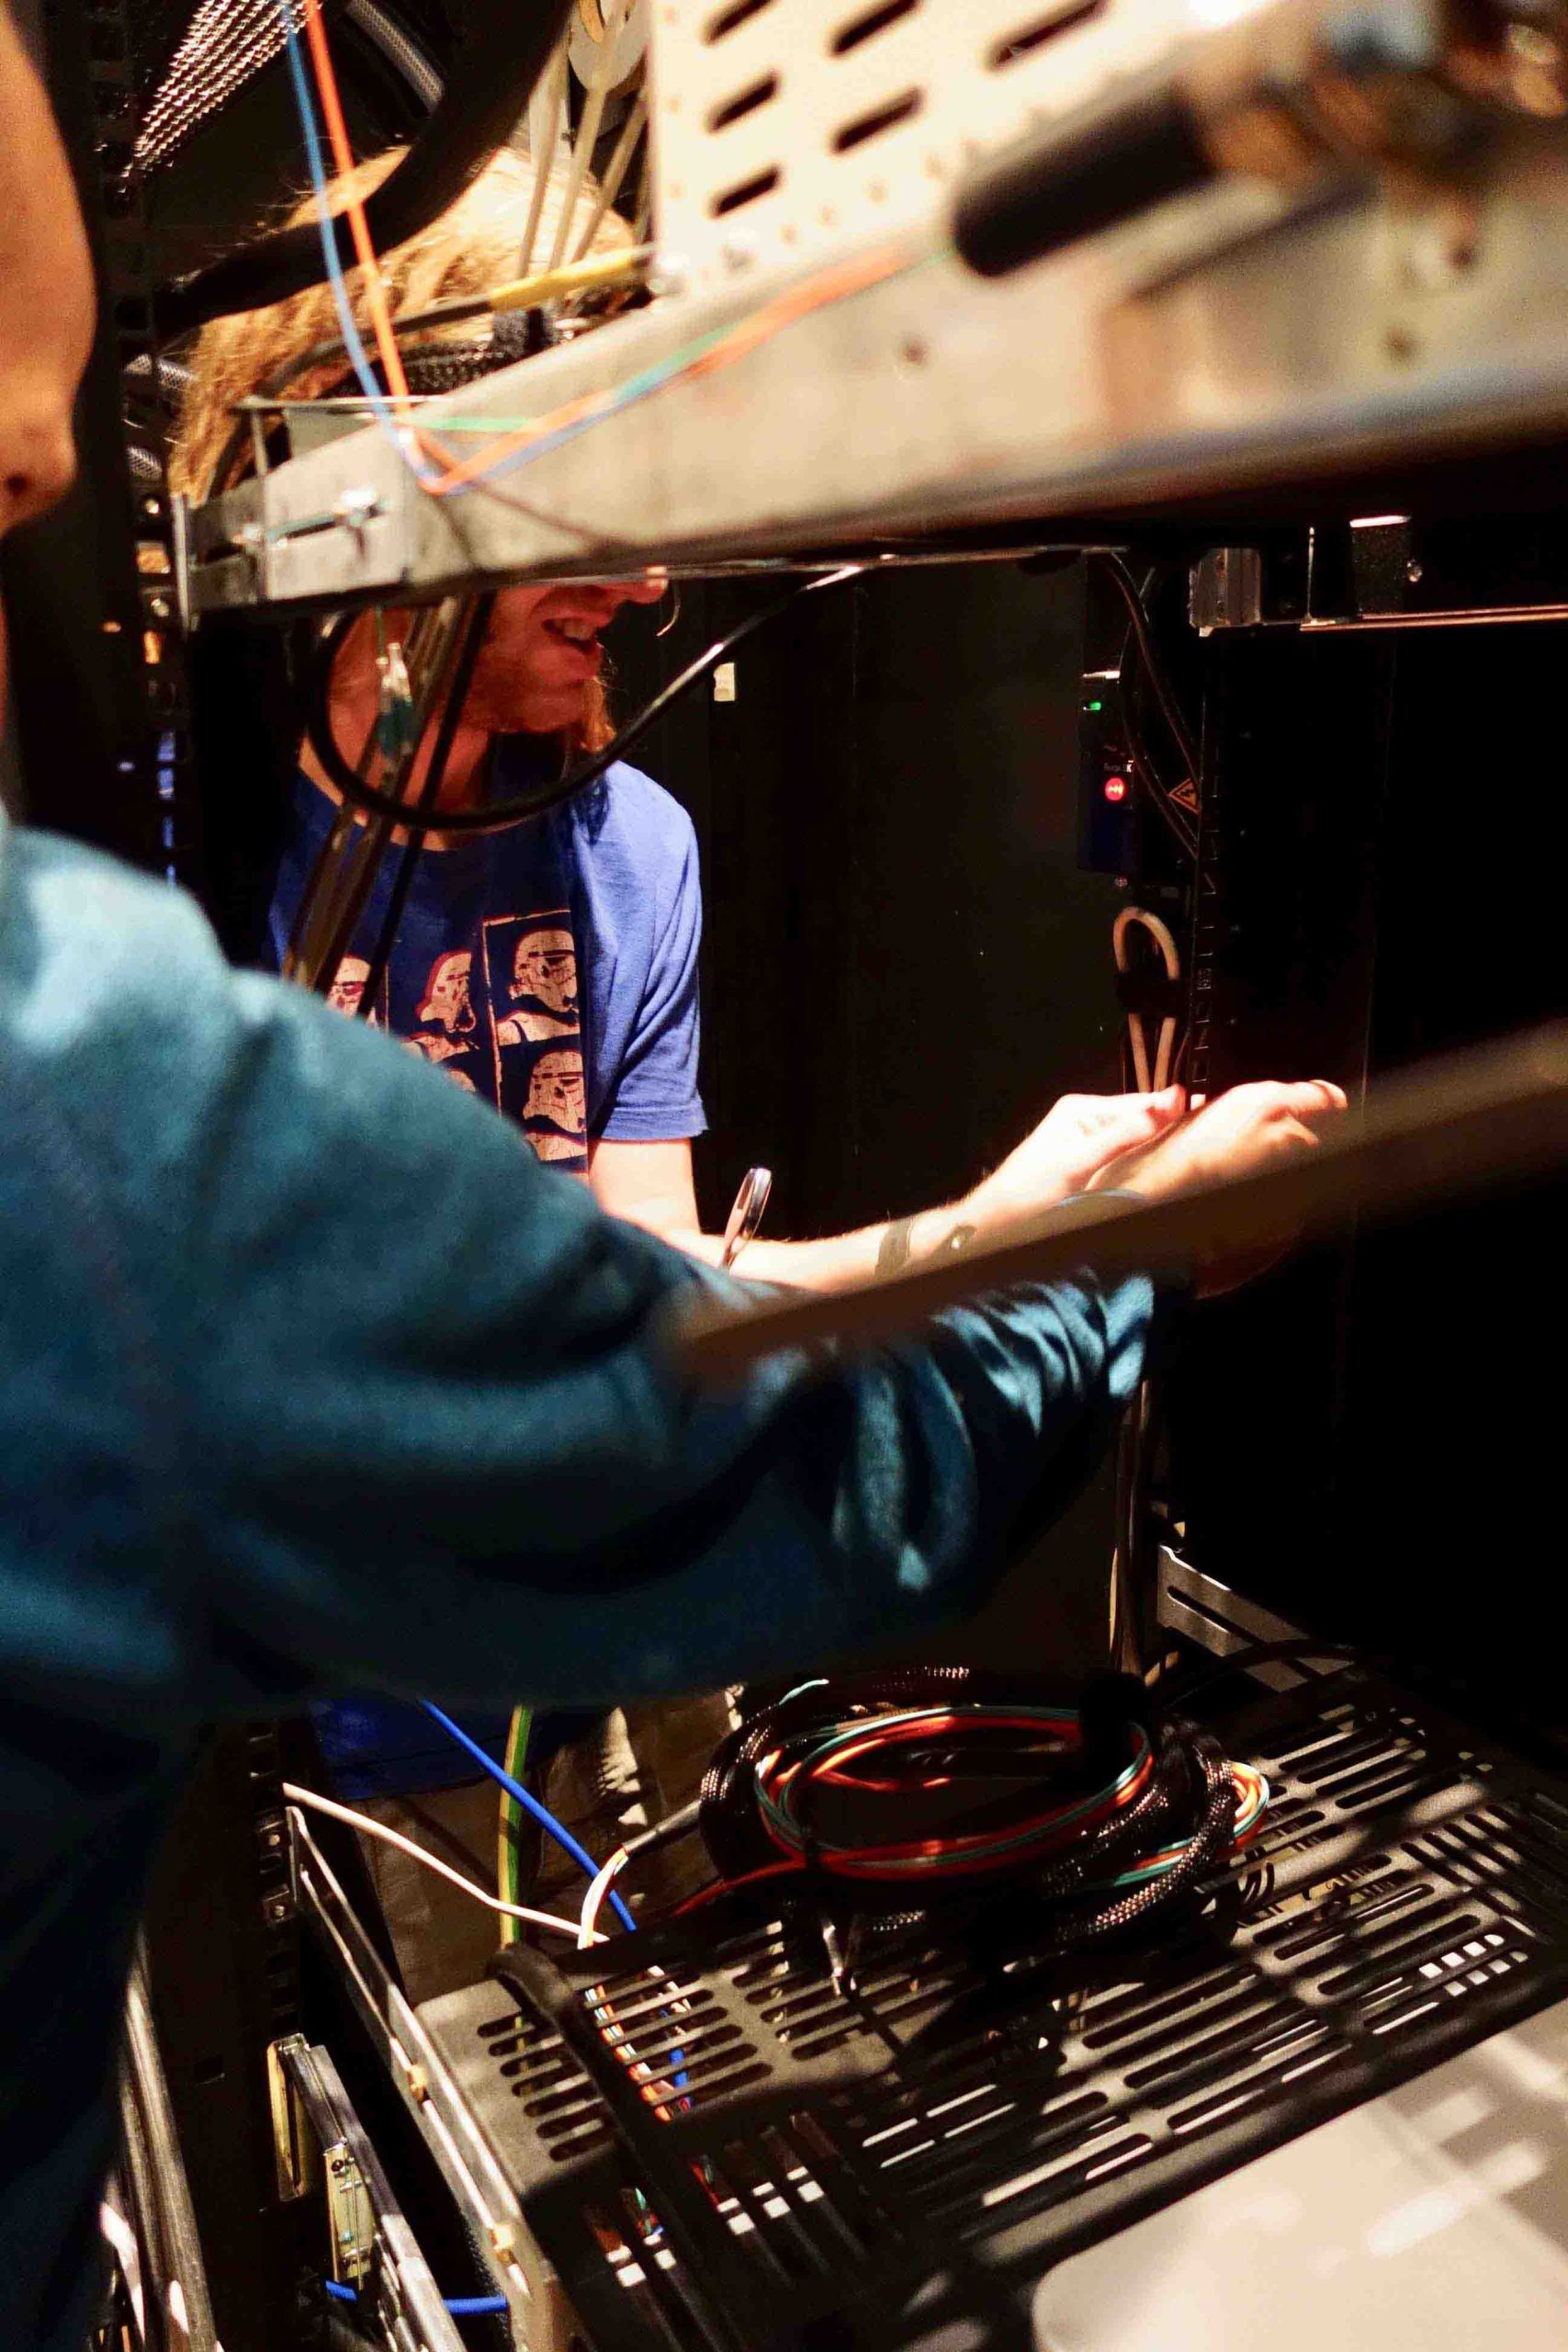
[272,0,434,474]
[419,1701,638,1934]
[419,1707,692,2095]
[322,2279,507,2316]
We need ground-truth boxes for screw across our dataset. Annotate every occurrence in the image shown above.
[333,486,381,534]
[648,251,688,299]
[1405,558,1423,584]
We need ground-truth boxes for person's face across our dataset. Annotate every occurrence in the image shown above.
[463,577,666,736]
[0,6,96,702]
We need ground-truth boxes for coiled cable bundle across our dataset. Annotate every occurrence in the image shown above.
[678,1668,1269,1952]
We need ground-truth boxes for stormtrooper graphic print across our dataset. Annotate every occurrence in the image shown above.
[479,912,587,1163]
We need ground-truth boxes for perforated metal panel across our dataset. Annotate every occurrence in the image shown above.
[421,1671,1568,2352]
[649,0,1221,290]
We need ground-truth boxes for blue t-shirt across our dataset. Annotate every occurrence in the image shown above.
[267,742,707,1792]
[268,740,707,1158]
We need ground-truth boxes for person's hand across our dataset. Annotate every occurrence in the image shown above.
[1088,1079,1348,1291]
[963,1088,1187,1235]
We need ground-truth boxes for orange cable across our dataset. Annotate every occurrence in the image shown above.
[300,0,414,413]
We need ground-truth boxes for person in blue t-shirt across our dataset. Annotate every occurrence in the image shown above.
[266,575,1211,1989]
[172,149,742,1971]
[266,574,728,1985]
[189,153,1207,1988]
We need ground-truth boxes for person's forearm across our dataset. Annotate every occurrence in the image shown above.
[592,1091,1194,1292]
[662,1202,982,1292]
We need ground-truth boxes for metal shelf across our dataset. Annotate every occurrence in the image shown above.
[187,119,1568,618]
[408,1667,1568,2352]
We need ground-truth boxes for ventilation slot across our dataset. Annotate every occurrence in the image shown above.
[831,89,921,153]
[711,164,782,217]
[831,0,919,57]
[705,0,773,40]
[990,0,1105,70]
[708,73,780,131]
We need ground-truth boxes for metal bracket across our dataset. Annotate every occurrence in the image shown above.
[323,2137,376,2290]
[265,2033,313,2204]
[1156,1544,1348,1691]
[1190,547,1266,634]
[272,2031,468,2348]
[284,1802,581,2346]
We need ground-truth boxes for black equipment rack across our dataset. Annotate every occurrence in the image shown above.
[412,1664,1568,2352]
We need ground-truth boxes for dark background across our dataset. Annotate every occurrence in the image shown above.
[607,561,1132,1671]
[607,564,1123,1239]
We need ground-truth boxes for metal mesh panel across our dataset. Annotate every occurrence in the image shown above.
[132,0,309,177]
[420,1670,1568,2352]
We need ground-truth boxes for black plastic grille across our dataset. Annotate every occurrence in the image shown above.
[422,1673,1568,2351]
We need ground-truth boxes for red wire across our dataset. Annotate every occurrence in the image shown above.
[669,1861,805,1917]
[813,1713,1078,1792]
[299,0,414,413]
[757,1738,1154,1870]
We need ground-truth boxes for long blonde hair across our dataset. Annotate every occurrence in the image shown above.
[173,145,634,755]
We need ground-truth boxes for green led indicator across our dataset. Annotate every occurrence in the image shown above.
[1088,698,1103,712]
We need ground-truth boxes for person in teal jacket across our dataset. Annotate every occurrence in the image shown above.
[0,10,1347,2345]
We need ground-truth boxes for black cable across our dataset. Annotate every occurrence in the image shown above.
[351,593,495,1017]
[1096,549,1201,783]
[1093,551,1202,855]
[691,1669,1248,1958]
[698,1667,983,1885]
[1119,636,1197,862]
[1056,1725,1235,1945]
[157,0,574,341]
[305,568,862,837]
[344,0,445,114]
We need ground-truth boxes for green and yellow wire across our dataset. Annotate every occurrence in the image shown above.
[496,1703,533,1946]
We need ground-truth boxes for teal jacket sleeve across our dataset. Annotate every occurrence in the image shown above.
[4,833,1155,1724]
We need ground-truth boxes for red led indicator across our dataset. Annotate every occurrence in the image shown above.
[1103,775,1129,804]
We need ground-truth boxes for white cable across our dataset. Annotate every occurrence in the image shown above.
[1112,907,1182,1094]
[579,1845,632,1949]
[572,90,647,264]
[519,35,570,277]
[282,1786,602,1941]
[549,0,633,273]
